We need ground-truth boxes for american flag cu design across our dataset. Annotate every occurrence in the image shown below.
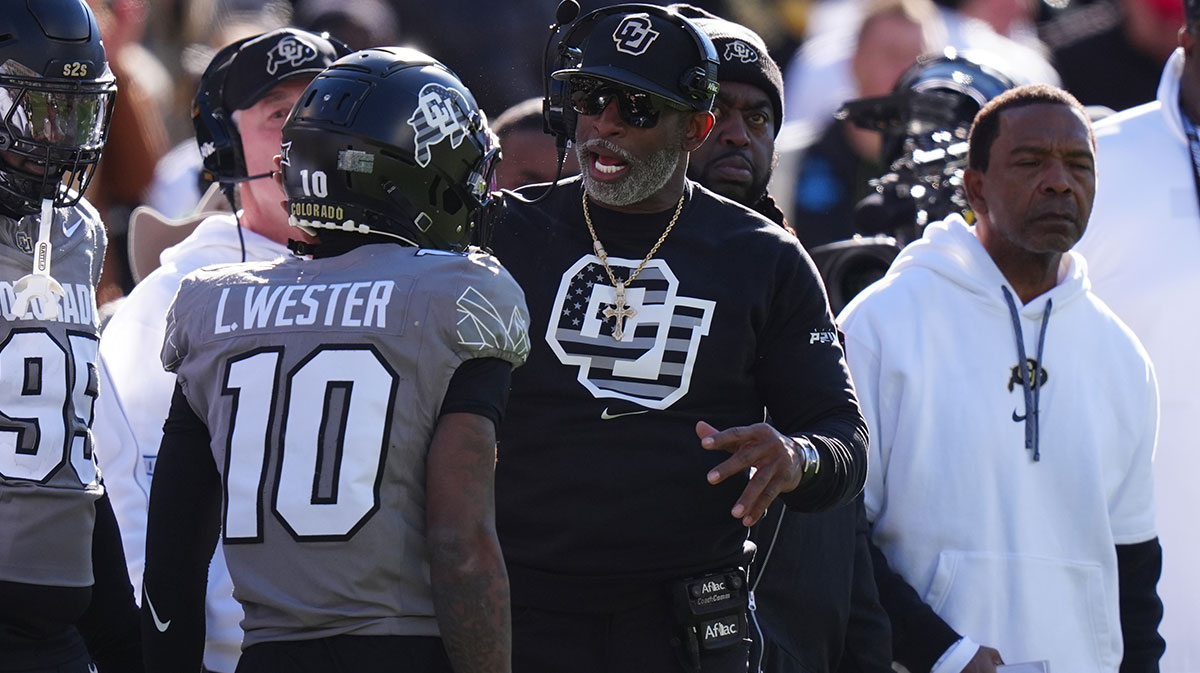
[406,83,471,168]
[546,255,715,409]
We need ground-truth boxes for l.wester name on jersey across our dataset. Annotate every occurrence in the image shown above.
[213,280,395,334]
[0,281,96,324]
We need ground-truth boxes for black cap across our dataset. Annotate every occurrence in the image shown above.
[221,28,345,111]
[552,10,717,111]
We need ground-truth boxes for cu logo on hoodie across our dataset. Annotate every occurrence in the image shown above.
[265,36,318,75]
[1007,357,1048,393]
[612,16,660,56]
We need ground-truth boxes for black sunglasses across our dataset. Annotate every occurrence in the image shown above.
[568,77,681,129]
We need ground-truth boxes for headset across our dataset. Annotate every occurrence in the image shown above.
[192,35,259,192]
[191,31,350,258]
[541,1,719,147]
[192,32,352,195]
[524,1,717,204]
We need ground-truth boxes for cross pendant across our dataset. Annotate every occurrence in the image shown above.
[602,282,637,341]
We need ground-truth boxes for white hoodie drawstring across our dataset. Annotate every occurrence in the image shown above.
[1001,285,1051,462]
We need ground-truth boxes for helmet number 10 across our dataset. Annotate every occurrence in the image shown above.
[298,170,328,198]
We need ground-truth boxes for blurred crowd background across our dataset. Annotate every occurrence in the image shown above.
[88,0,1181,305]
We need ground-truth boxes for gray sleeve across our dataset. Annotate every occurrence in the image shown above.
[449,253,530,368]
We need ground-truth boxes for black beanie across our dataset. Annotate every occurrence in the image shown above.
[670,6,785,136]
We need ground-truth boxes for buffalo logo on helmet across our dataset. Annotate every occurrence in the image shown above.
[265,36,319,76]
[612,15,660,56]
[406,83,471,168]
[723,40,760,64]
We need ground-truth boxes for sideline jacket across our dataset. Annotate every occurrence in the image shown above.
[839,215,1160,672]
[94,213,288,672]
[1074,48,1200,673]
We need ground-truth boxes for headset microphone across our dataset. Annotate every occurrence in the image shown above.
[219,172,274,185]
[518,0,581,205]
[556,0,580,26]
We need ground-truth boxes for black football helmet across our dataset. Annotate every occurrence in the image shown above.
[281,47,501,252]
[0,0,116,218]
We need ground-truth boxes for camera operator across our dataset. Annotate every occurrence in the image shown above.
[812,50,1014,314]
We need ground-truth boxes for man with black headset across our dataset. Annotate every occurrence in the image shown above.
[92,27,348,673]
[489,5,868,671]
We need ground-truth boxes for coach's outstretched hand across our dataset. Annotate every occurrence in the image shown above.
[698,420,810,527]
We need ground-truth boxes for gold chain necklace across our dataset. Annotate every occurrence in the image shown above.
[583,190,686,341]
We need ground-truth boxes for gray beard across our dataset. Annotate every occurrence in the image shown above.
[576,137,682,208]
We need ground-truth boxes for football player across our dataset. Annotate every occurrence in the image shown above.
[141,47,529,673]
[0,0,141,670]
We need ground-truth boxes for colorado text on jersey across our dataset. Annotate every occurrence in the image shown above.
[0,281,97,324]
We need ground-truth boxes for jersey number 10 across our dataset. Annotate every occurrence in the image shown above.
[220,345,396,542]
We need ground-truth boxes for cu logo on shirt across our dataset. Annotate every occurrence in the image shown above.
[612,16,660,56]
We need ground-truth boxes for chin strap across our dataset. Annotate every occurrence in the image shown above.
[13,198,66,320]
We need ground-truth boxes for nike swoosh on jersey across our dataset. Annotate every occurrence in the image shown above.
[600,408,649,420]
[62,218,82,238]
[145,587,172,632]
[1012,409,1026,422]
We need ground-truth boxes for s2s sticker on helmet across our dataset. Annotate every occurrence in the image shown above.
[407,83,471,168]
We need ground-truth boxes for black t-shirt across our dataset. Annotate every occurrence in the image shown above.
[490,178,867,610]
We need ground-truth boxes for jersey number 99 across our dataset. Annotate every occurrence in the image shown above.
[0,329,99,486]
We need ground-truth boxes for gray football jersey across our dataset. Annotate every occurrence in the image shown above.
[0,202,106,587]
[162,243,528,646]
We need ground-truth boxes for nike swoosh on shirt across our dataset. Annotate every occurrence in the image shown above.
[145,587,172,632]
[62,219,82,238]
[1012,409,1026,422]
[600,408,649,420]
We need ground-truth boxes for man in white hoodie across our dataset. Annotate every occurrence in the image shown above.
[1073,5,1200,671]
[91,28,348,673]
[839,84,1164,673]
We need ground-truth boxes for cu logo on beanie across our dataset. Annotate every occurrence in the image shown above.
[612,16,660,56]
[724,40,760,64]
[265,36,318,75]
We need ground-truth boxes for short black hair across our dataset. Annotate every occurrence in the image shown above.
[968,83,1093,171]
